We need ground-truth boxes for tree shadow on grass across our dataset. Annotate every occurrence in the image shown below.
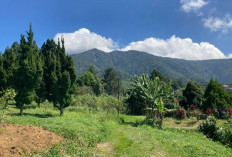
[8,112,56,118]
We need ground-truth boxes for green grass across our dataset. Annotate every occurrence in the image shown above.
[1,103,232,157]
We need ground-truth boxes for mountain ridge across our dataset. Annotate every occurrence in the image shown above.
[71,49,232,83]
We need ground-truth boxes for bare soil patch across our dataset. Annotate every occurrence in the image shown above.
[0,124,62,157]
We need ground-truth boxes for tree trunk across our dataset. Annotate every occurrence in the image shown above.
[159,113,163,129]
[20,106,23,116]
[60,108,64,116]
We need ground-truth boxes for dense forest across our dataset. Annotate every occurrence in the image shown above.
[72,49,232,83]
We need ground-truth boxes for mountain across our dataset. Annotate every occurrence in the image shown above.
[71,49,232,83]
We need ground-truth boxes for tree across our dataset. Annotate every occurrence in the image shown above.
[203,79,231,112]
[103,67,121,96]
[87,65,98,75]
[77,71,103,96]
[150,68,166,82]
[42,38,77,115]
[2,44,18,88]
[131,73,172,128]
[40,39,57,103]
[125,90,146,115]
[182,80,203,108]
[35,53,46,108]
[0,54,7,92]
[14,24,43,115]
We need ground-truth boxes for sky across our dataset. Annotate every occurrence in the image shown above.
[1,0,232,60]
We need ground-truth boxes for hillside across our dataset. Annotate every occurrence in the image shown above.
[3,101,232,157]
[71,49,232,83]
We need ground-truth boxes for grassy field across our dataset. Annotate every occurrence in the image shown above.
[1,102,232,157]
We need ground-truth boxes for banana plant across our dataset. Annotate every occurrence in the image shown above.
[131,73,172,128]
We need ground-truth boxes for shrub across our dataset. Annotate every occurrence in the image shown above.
[205,108,212,116]
[222,120,232,147]
[227,108,232,117]
[190,104,195,110]
[0,112,8,124]
[198,116,222,141]
[177,107,186,122]
[199,117,232,147]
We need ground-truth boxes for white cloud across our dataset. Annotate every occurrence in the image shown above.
[54,28,118,54]
[228,54,232,58]
[203,14,232,33]
[180,0,208,13]
[121,36,226,60]
[54,28,229,60]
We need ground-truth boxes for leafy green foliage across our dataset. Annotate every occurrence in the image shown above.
[0,89,16,109]
[203,79,232,115]
[103,67,121,96]
[150,68,166,82]
[77,70,103,96]
[199,117,232,147]
[125,90,146,115]
[182,81,204,108]
[130,73,173,128]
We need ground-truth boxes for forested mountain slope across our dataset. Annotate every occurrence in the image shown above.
[71,49,232,83]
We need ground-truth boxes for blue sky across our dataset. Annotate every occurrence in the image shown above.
[1,0,232,60]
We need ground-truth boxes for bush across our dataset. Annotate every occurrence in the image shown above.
[222,120,232,147]
[198,116,222,141]
[205,108,212,116]
[176,107,186,122]
[0,112,8,124]
[227,108,232,117]
[199,117,232,147]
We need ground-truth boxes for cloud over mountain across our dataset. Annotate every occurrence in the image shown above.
[54,28,228,60]
[54,28,118,54]
[121,36,225,60]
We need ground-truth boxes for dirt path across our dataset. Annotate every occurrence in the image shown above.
[0,124,62,157]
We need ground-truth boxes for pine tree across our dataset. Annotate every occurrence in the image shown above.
[53,38,76,115]
[40,39,57,103]
[14,24,42,115]
[0,54,7,93]
[182,80,203,108]
[41,38,77,115]
[3,44,18,88]
[35,52,46,107]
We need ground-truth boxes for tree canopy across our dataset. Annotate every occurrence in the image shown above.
[182,80,203,108]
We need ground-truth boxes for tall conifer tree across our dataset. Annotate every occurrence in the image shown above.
[14,24,42,115]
